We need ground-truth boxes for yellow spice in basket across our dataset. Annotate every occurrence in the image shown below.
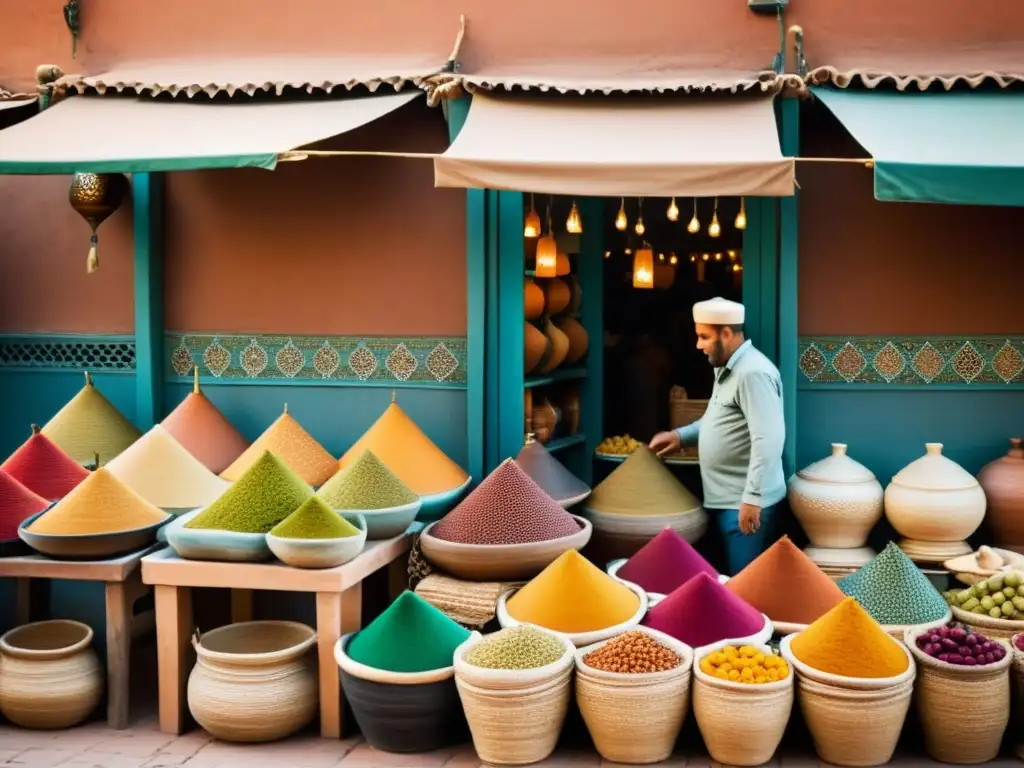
[700,645,788,684]
[27,467,167,535]
[790,597,909,678]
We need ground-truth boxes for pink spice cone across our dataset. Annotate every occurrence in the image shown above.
[617,527,719,594]
[643,572,763,648]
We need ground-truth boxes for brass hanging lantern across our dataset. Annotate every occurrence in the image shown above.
[69,173,129,273]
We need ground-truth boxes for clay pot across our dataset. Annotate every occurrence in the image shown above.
[524,279,545,321]
[525,323,549,374]
[537,321,569,374]
[557,318,589,365]
[884,443,987,546]
[978,439,1024,551]
[788,443,883,548]
[542,278,571,316]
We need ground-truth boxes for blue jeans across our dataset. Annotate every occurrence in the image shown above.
[714,505,776,576]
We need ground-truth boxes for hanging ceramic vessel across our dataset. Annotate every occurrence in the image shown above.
[69,173,129,273]
[884,443,987,561]
[977,438,1024,552]
[788,443,883,549]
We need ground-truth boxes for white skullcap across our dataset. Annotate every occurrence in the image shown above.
[693,297,745,325]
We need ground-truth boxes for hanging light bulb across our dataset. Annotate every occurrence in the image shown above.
[702,253,710,261]
[523,193,541,238]
[624,247,633,255]
[669,254,679,266]
[565,200,583,234]
[714,252,722,261]
[689,254,696,263]
[615,198,628,231]
[534,201,557,278]
[667,197,680,222]
[686,197,700,234]
[632,247,654,289]
[732,263,742,273]
[708,197,721,238]
[603,250,611,259]
[634,197,645,236]
[658,252,665,262]
[727,250,738,261]
[734,197,747,230]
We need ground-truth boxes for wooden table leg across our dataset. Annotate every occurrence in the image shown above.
[230,589,254,623]
[155,584,194,735]
[316,584,363,739]
[14,578,31,626]
[105,577,136,729]
[388,556,408,600]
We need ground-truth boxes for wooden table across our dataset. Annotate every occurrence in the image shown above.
[0,544,161,729]
[142,533,413,739]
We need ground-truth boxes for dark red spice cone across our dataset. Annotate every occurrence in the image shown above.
[1,425,89,501]
[643,572,763,648]
[618,527,719,594]
[0,468,50,540]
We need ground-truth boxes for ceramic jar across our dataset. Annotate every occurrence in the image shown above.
[187,621,317,743]
[788,443,883,548]
[978,438,1024,551]
[884,443,987,545]
[0,619,103,729]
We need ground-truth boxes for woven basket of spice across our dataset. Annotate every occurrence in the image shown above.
[905,625,1011,765]
[574,628,693,765]
[691,640,793,767]
[951,604,1024,640]
[1013,634,1024,761]
[453,627,575,765]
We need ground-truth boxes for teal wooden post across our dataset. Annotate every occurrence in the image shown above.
[742,199,764,349]
[496,191,526,465]
[132,172,164,429]
[779,98,800,476]
[759,198,779,364]
[484,190,501,473]
[446,96,486,483]
[577,198,604,486]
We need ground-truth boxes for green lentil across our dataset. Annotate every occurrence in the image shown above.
[271,496,360,539]
[317,450,418,510]
[838,541,949,625]
[185,450,312,533]
[463,627,564,670]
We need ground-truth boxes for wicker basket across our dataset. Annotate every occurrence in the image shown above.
[691,640,793,767]
[951,605,1024,640]
[905,627,1012,764]
[779,633,915,691]
[188,621,317,743]
[1012,634,1024,755]
[797,674,914,766]
[454,628,574,691]
[0,620,103,730]
[574,628,693,764]
[881,609,951,641]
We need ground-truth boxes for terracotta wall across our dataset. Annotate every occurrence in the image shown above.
[798,101,1024,336]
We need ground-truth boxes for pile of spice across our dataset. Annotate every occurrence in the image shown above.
[513,437,591,507]
[916,622,1006,666]
[0,469,49,539]
[347,590,471,673]
[946,572,1024,621]
[643,572,764,648]
[1015,634,1024,651]
[583,631,683,674]
[339,398,469,497]
[505,550,641,634]
[617,528,719,594]
[700,645,789,684]
[271,497,360,539]
[463,627,565,670]
[431,458,581,544]
[317,450,418,510]
[42,371,142,465]
[186,450,312,533]
[106,425,230,509]
[221,405,337,487]
[790,597,910,678]
[162,368,250,474]
[726,535,846,625]
[586,446,703,516]
[837,541,949,625]
[1,425,89,500]
[27,468,167,535]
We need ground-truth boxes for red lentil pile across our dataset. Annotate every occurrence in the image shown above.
[583,631,683,674]
[431,458,581,545]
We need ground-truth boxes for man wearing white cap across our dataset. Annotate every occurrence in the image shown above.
[649,297,785,574]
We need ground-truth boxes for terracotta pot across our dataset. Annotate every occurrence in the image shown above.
[524,279,545,321]
[788,443,884,549]
[537,321,569,374]
[978,439,1024,551]
[525,323,549,374]
[884,443,986,544]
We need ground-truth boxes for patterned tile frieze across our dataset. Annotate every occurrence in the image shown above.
[799,336,1024,386]
[166,333,467,387]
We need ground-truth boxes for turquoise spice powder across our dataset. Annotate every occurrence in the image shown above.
[838,541,949,625]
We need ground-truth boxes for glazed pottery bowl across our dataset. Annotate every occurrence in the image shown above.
[333,501,420,541]
[266,514,367,569]
[334,632,473,753]
[18,508,170,560]
[165,509,271,562]
[416,478,472,523]
[418,515,592,580]
[606,558,728,607]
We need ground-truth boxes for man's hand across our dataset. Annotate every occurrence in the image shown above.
[738,503,761,535]
[649,431,681,457]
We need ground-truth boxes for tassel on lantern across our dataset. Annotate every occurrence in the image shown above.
[86,234,99,273]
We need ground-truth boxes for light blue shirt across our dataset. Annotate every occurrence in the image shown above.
[675,340,786,510]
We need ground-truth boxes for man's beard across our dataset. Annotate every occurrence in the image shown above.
[706,339,726,367]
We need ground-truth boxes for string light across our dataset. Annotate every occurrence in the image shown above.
[634,197,645,236]
[603,250,611,259]
[658,252,665,262]
[615,198,628,231]
[686,197,700,234]
[669,254,678,266]
[667,197,680,222]
[732,263,742,272]
[727,250,738,261]
[708,197,722,238]
[689,254,696,263]
[566,200,583,234]
[534,200,557,277]
[523,193,541,238]
[702,253,710,261]
[714,252,722,261]
[734,197,747,230]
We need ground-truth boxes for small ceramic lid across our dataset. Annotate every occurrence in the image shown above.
[796,443,876,484]
[890,443,979,491]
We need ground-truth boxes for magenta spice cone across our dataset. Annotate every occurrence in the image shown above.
[617,528,719,594]
[643,572,763,647]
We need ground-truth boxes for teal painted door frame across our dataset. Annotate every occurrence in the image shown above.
[132,172,164,430]
[778,99,799,477]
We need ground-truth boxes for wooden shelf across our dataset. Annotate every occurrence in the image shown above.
[525,366,588,388]
[544,433,588,453]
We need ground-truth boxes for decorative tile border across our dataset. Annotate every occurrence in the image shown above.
[0,335,136,372]
[165,333,467,387]
[799,336,1024,386]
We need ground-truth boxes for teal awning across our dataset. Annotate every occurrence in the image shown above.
[0,92,420,174]
[812,87,1024,206]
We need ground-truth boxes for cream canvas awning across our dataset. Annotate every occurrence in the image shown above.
[434,92,795,197]
[0,91,420,174]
